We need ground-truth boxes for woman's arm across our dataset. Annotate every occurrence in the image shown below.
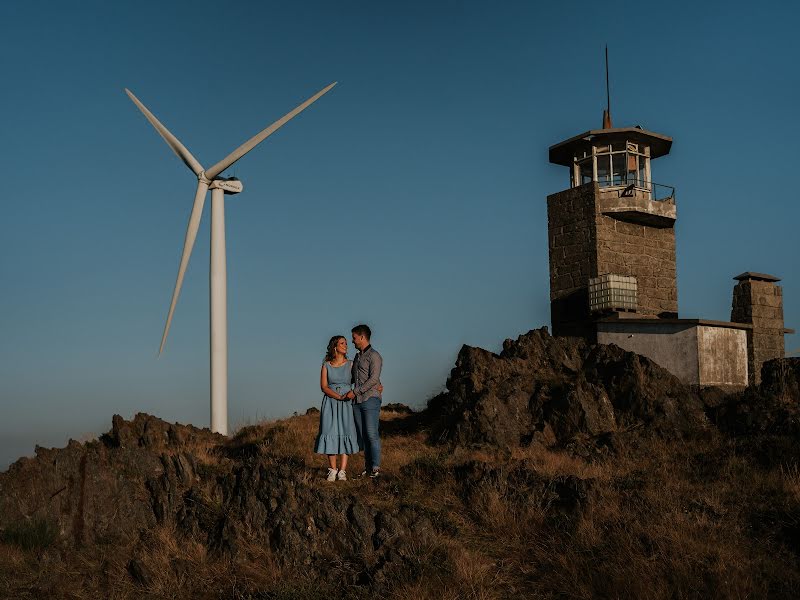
[320,364,345,400]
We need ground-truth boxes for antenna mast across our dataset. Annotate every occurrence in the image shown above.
[603,45,613,128]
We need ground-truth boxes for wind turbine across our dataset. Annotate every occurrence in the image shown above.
[125,82,337,435]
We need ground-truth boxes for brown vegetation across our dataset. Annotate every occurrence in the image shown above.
[3,413,800,599]
[2,331,800,599]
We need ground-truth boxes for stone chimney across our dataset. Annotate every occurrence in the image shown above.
[731,272,786,385]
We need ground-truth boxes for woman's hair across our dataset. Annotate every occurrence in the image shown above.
[324,335,345,362]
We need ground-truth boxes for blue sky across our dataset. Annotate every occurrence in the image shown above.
[1,0,798,469]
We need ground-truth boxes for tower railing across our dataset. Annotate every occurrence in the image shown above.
[597,178,675,202]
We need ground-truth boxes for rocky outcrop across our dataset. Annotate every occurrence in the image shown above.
[426,328,709,448]
[0,413,438,591]
[5,332,794,598]
[0,414,220,549]
[711,358,800,436]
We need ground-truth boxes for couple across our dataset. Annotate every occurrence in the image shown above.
[314,324,383,481]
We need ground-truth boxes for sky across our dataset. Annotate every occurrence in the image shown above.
[1,0,798,469]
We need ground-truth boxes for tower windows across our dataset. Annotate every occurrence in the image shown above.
[572,140,651,196]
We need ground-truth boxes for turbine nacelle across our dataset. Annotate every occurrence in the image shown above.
[210,177,243,195]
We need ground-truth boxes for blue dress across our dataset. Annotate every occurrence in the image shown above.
[314,361,360,455]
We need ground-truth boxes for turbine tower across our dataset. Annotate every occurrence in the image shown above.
[125,82,336,435]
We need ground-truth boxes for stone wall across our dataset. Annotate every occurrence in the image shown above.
[547,184,598,337]
[595,204,678,318]
[731,275,786,385]
[547,182,678,337]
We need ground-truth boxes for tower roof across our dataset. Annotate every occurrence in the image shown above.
[549,127,673,166]
[733,272,781,283]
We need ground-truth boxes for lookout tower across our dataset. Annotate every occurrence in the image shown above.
[544,99,792,388]
[547,121,678,338]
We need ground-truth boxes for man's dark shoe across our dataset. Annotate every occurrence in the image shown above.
[369,468,381,479]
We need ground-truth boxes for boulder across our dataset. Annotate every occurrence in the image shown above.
[427,328,708,447]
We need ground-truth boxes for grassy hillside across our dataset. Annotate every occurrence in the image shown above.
[2,331,799,599]
[2,408,800,599]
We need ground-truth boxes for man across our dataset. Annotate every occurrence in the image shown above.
[344,324,383,478]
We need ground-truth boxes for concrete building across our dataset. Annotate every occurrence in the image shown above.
[546,115,792,388]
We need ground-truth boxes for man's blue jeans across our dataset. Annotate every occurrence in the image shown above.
[352,397,381,471]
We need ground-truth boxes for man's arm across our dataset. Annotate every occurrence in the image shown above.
[355,352,382,395]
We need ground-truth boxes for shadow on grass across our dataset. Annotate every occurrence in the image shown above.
[381,409,435,437]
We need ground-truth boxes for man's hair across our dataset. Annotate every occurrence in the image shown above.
[351,324,371,340]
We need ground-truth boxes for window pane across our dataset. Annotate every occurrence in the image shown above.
[626,153,637,184]
[638,156,648,187]
[611,153,625,186]
[579,159,593,185]
[597,154,610,186]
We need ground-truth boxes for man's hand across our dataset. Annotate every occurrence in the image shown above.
[344,390,355,400]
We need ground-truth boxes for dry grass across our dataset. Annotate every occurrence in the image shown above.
[230,411,437,479]
[3,410,800,599]
[780,463,800,502]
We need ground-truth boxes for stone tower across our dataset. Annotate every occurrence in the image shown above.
[731,272,787,384]
[547,125,677,338]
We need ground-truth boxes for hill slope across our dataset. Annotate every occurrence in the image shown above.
[2,329,800,599]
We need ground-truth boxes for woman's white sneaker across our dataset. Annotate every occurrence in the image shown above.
[336,470,347,481]
[326,468,338,482]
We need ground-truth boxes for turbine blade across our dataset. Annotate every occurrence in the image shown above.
[159,180,210,354]
[125,88,204,176]
[205,82,337,179]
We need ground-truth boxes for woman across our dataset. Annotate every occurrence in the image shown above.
[314,336,360,481]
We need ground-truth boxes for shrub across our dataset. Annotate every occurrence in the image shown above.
[0,518,57,550]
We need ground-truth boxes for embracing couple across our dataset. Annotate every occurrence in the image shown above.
[314,324,383,481]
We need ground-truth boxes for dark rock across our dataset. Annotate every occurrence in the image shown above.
[348,502,376,545]
[541,379,616,439]
[102,413,221,451]
[127,558,152,587]
[710,358,800,436]
[426,328,708,448]
[761,358,800,402]
[306,407,320,415]
[0,415,220,551]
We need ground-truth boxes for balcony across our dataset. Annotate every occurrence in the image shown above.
[597,180,676,228]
